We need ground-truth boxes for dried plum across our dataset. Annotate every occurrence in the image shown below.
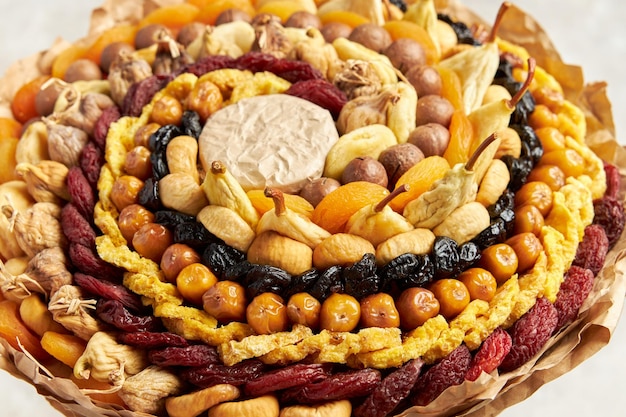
[512,124,543,164]
[222,260,255,283]
[471,218,508,250]
[283,269,320,299]
[174,222,219,249]
[181,110,202,138]
[309,265,344,301]
[244,264,292,299]
[154,210,196,228]
[457,241,481,272]
[502,155,533,192]
[202,243,246,279]
[379,253,434,291]
[432,236,460,279]
[437,14,479,45]
[137,177,161,211]
[343,253,381,299]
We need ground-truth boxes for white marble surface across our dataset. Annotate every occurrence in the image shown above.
[0,1,625,416]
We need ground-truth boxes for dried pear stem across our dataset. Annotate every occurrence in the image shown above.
[487,2,512,43]
[507,57,536,110]
[466,133,498,171]
[375,184,410,212]
[210,160,227,175]
[264,187,286,216]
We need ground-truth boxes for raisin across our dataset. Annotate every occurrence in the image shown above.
[502,155,533,192]
[309,265,344,301]
[603,161,621,200]
[96,299,161,333]
[154,210,197,228]
[343,253,381,299]
[174,221,219,249]
[282,368,381,404]
[149,344,220,367]
[432,236,460,279]
[283,269,319,299]
[79,141,105,190]
[181,359,266,388]
[61,203,96,248]
[244,363,333,397]
[553,266,595,331]
[117,331,189,349]
[177,54,236,77]
[572,224,609,276]
[244,264,292,299]
[73,272,143,312]
[67,166,95,220]
[202,243,246,279]
[411,344,472,406]
[285,79,347,119]
[122,74,174,117]
[181,110,202,139]
[93,105,121,150]
[465,327,512,381]
[488,190,515,220]
[69,243,123,282]
[512,124,542,164]
[137,177,161,211]
[593,196,625,248]
[353,358,424,417]
[499,297,558,372]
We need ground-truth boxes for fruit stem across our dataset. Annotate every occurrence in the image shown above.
[507,58,536,110]
[211,160,226,175]
[264,187,286,216]
[466,133,498,171]
[375,184,410,212]
[487,2,511,43]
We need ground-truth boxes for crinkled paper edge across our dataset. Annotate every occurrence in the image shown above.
[0,1,624,416]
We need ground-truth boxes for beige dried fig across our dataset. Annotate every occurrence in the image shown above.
[119,365,184,414]
[165,384,240,417]
[8,201,67,258]
[279,400,352,417]
[15,160,71,204]
[494,127,522,159]
[247,231,313,275]
[15,121,49,165]
[476,159,510,207]
[159,173,209,216]
[0,180,34,260]
[375,228,436,266]
[312,233,375,270]
[197,205,255,252]
[48,285,105,340]
[432,201,491,244]
[209,395,279,417]
[45,120,89,167]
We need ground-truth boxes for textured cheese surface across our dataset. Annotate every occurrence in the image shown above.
[198,94,339,194]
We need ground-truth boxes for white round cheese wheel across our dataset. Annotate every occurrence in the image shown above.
[198,94,339,194]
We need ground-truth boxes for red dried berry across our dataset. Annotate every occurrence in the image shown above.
[465,327,512,381]
[61,203,96,248]
[553,266,595,331]
[603,161,621,200]
[96,298,160,333]
[285,79,348,119]
[149,344,221,367]
[235,51,324,83]
[572,224,609,276]
[67,166,95,220]
[593,196,625,248]
[499,297,558,373]
[244,363,333,397]
[117,331,189,350]
[282,368,382,405]
[68,242,123,282]
[122,74,174,117]
[354,358,424,417]
[180,54,236,77]
[73,272,143,312]
[411,345,472,406]
[93,105,121,150]
[181,360,266,388]
[79,141,105,190]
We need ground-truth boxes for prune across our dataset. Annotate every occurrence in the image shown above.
[309,265,344,301]
[174,222,219,249]
[354,358,424,417]
[149,344,220,367]
[472,219,508,250]
[282,368,382,404]
[154,210,196,228]
[465,327,512,381]
[498,83,536,125]
[572,224,609,276]
[379,253,435,291]
[502,155,533,192]
[411,344,472,406]
[432,236,460,279]
[137,177,161,211]
[553,266,595,331]
[117,331,189,349]
[123,74,174,117]
[181,110,202,139]
[437,14,479,45]
[202,243,247,279]
[499,297,558,372]
[457,241,481,272]
[181,359,266,388]
[244,264,292,299]
[96,299,161,332]
[488,189,515,219]
[343,253,381,299]
[283,269,320,299]
[512,124,543,164]
[244,363,333,397]
[150,149,169,180]
[285,79,347,119]
[222,260,255,283]
[73,272,143,312]
[593,196,625,248]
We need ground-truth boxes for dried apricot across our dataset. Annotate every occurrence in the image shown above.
[311,181,390,234]
[389,156,450,212]
[192,0,255,25]
[442,110,473,166]
[257,1,308,23]
[40,331,87,368]
[10,75,50,123]
[383,20,439,64]
[0,137,19,183]
[0,117,22,139]
[51,45,89,80]
[82,24,137,66]
[538,148,585,178]
[138,3,200,32]
[436,66,464,111]
[0,300,49,360]
[318,10,369,28]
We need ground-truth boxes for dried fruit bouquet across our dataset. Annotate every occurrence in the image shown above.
[0,0,625,416]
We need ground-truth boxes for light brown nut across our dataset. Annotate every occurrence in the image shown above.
[247,231,313,275]
[165,384,240,417]
[375,228,436,266]
[159,173,209,216]
[208,395,279,417]
[313,233,375,270]
[279,400,352,417]
[166,135,200,183]
[433,202,491,244]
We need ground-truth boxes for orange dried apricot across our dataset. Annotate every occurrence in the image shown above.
[0,137,19,183]
[10,75,50,123]
[442,110,473,166]
[0,117,22,139]
[505,232,543,273]
[0,300,49,360]
[318,10,370,28]
[514,181,553,217]
[389,156,450,213]
[51,45,89,80]
[311,181,390,234]
[192,0,255,25]
[383,20,440,64]
[82,24,137,66]
[257,1,307,22]
[534,126,565,152]
[247,189,314,218]
[526,164,566,191]
[513,204,545,237]
[40,331,87,368]
[176,263,218,306]
[139,3,200,33]
[436,66,464,111]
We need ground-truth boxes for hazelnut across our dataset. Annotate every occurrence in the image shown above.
[408,123,451,157]
[378,143,424,186]
[284,11,322,29]
[320,22,352,43]
[63,59,102,83]
[415,95,455,128]
[215,8,252,25]
[341,156,388,188]
[135,24,170,49]
[99,41,134,73]
[383,38,426,74]
[299,177,341,207]
[348,23,392,53]
[176,22,206,46]
[406,65,443,97]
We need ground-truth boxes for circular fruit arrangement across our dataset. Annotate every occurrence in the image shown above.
[0,1,624,417]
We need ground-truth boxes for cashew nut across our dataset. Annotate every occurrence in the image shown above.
[208,395,279,417]
[279,400,352,417]
[165,384,241,417]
